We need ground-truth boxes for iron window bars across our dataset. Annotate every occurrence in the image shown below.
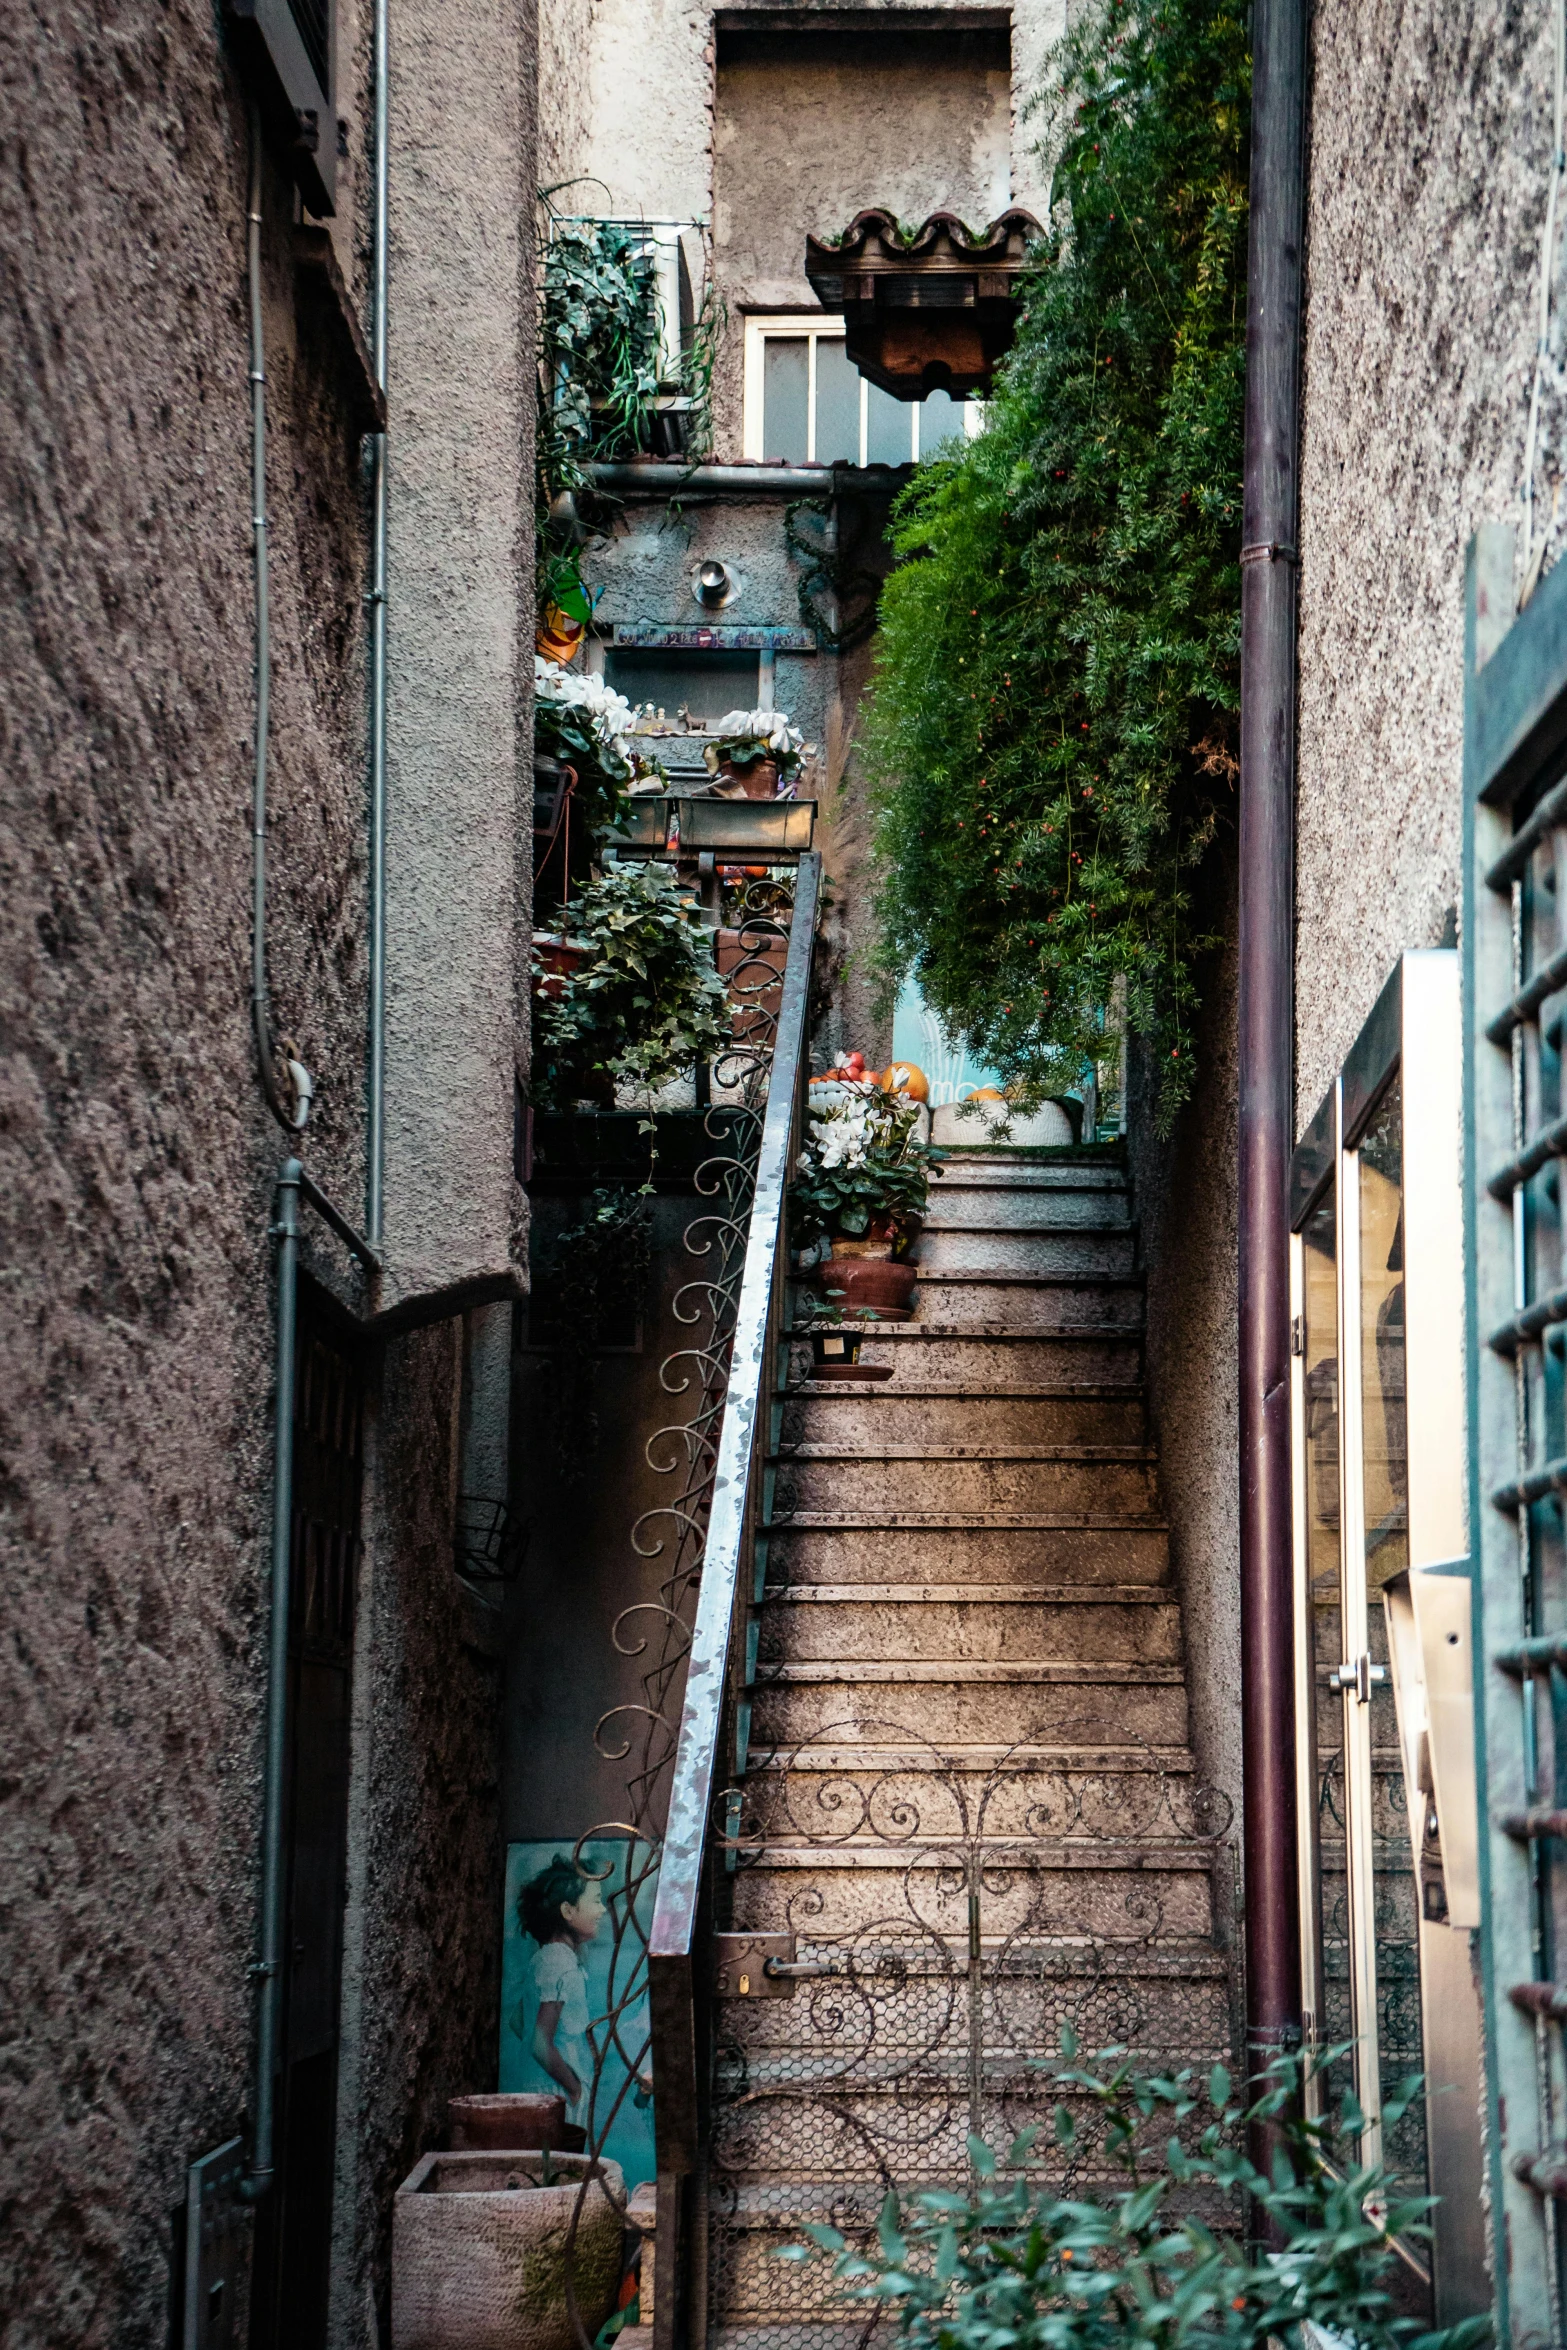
[1465,522,1567,2347]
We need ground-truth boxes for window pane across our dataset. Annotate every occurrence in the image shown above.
[866,379,913,466]
[916,387,966,457]
[813,338,860,466]
[762,338,809,464]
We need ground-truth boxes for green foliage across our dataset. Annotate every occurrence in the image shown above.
[532,864,733,1108]
[539,216,663,493]
[790,1082,945,1249]
[534,1188,652,1481]
[864,0,1250,1129]
[781,2042,1491,2350]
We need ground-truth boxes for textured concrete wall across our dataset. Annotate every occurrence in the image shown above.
[0,0,531,2335]
[0,10,370,2336]
[382,0,536,1314]
[1126,867,1243,1857]
[1295,5,1548,1106]
[713,34,1013,310]
[331,1324,507,2345]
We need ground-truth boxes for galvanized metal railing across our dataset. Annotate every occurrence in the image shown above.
[646,850,821,2348]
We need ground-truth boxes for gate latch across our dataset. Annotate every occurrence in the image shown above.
[714,1932,798,1999]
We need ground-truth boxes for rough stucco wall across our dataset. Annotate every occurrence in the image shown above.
[1295,6,1548,1107]
[538,0,596,198]
[383,0,534,1311]
[330,1324,506,2345]
[0,9,372,2337]
[1126,866,1243,1876]
[713,37,1013,310]
[0,0,529,2336]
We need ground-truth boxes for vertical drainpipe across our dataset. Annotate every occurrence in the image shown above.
[366,0,390,1247]
[1237,0,1306,2129]
[242,1160,301,2200]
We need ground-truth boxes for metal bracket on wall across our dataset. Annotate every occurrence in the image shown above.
[184,2138,247,2349]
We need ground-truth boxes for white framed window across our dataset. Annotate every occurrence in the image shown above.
[741,313,979,467]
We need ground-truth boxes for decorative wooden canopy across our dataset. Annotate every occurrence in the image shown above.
[804,207,1042,400]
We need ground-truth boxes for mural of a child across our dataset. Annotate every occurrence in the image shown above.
[518,1853,604,2124]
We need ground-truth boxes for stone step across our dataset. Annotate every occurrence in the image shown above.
[787,1386,1146,1447]
[751,1671,1190,1751]
[755,1590,1182,1666]
[714,1948,1232,2055]
[929,1147,1127,1182]
[762,1521,1172,1586]
[820,1326,1145,1382]
[729,1846,1216,1941]
[737,1748,1215,1842]
[913,1226,1139,1278]
[910,1272,1143,1328]
[923,1183,1134,1229]
[774,1449,1160,1517]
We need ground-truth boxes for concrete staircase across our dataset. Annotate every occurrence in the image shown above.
[706,1148,1234,2349]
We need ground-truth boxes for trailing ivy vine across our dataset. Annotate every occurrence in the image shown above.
[864,0,1250,1128]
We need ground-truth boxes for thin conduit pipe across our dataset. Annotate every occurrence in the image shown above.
[247,105,296,1136]
[366,0,390,1244]
[240,1159,302,2201]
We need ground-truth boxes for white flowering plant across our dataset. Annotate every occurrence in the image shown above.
[704,708,807,781]
[791,1078,943,1250]
[534,657,646,826]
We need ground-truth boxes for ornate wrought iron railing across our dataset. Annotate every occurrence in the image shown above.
[641,852,821,2345]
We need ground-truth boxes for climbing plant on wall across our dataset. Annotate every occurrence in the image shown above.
[864,0,1250,1128]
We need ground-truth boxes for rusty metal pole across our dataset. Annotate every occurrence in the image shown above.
[1238,0,1306,2144]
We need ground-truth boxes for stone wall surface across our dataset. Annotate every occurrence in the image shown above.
[1295,3,1549,1109]
[330,1324,506,2345]
[0,0,527,2336]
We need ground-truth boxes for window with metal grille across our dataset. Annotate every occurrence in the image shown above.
[1464,520,1567,2346]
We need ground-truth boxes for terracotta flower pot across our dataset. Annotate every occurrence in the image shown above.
[532,933,589,1003]
[718,754,779,800]
[393,2149,624,2350]
[447,2093,585,2153]
[814,1250,918,1316]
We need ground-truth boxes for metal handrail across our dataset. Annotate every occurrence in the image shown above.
[646,852,820,2303]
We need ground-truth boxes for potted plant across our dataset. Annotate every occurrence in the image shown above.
[704,709,806,800]
[531,862,734,1111]
[534,657,638,837]
[791,1075,944,1317]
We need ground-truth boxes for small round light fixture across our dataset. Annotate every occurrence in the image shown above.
[694,558,736,609]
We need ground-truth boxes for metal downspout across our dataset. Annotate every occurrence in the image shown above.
[241,1160,302,2200]
[247,104,295,1137]
[1237,0,1306,2130]
[366,0,389,1246]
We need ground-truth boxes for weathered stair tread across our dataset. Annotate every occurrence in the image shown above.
[792,1381,1144,1398]
[708,1155,1230,2337]
[772,1510,1170,1529]
[763,1583,1177,1604]
[775,1442,1157,1462]
[748,1743,1197,1770]
[757,1660,1186,1683]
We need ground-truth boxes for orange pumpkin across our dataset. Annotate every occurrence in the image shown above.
[878,1061,930,1104]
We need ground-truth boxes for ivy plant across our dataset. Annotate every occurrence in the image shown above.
[783,2038,1491,2350]
[532,863,733,1109]
[864,0,1250,1129]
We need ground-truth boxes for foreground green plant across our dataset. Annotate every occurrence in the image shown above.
[784,2040,1489,2350]
[532,863,732,1109]
[865,0,1249,1129]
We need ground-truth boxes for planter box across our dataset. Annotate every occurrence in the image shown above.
[393,2150,625,2350]
[607,796,816,859]
[447,2093,585,2153]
